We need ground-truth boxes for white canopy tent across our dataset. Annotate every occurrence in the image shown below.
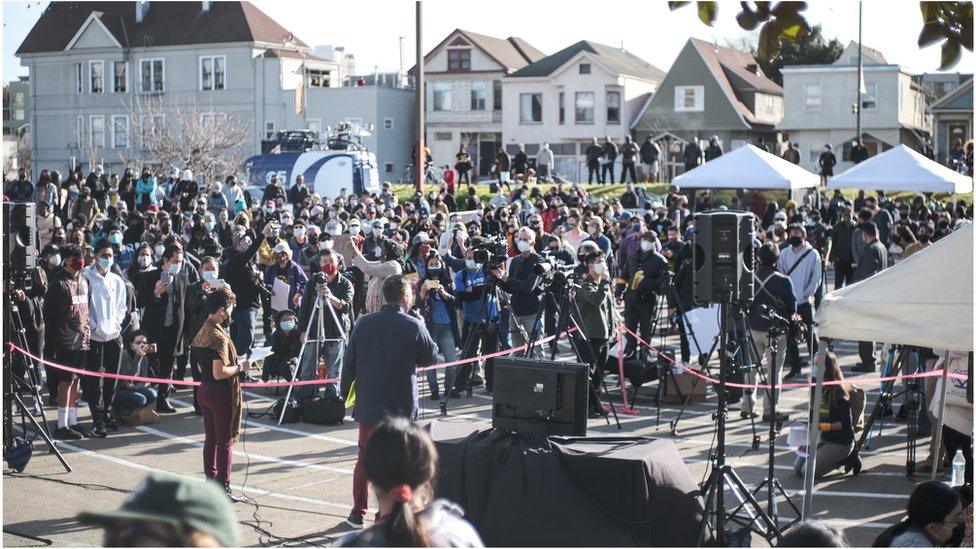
[815,222,973,351]
[827,144,974,194]
[672,144,820,190]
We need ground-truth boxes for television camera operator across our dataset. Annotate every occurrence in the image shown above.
[575,250,619,417]
[745,242,798,421]
[541,234,577,336]
[296,248,354,400]
[616,231,669,361]
[492,227,545,348]
[452,237,502,395]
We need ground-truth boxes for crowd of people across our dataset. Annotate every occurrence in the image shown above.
[4,157,973,542]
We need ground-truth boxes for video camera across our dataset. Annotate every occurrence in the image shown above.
[472,236,508,270]
[535,251,578,289]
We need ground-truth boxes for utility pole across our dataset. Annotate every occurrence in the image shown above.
[415,0,425,192]
[855,1,863,144]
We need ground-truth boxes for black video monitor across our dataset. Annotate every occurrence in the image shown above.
[491,357,588,437]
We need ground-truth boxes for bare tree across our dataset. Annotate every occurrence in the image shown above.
[124,95,252,181]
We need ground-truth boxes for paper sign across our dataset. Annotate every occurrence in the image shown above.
[271,278,291,312]
[684,305,721,357]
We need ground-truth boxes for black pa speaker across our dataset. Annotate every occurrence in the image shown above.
[3,202,38,289]
[692,211,754,305]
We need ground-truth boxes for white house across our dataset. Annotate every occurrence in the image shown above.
[778,42,930,173]
[418,29,545,178]
[502,41,664,181]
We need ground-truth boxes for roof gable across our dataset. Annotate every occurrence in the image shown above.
[833,41,887,66]
[689,38,780,126]
[931,78,974,112]
[64,12,124,50]
[414,29,544,74]
[17,2,306,56]
[509,40,665,81]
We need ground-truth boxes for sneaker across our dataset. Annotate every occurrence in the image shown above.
[223,483,240,503]
[155,398,178,414]
[783,368,801,381]
[345,512,365,529]
[449,389,462,399]
[740,411,759,420]
[70,424,93,438]
[427,390,440,401]
[852,362,875,373]
[104,418,119,431]
[470,375,485,387]
[53,426,82,440]
[91,423,108,439]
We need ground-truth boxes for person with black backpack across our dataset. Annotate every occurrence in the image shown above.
[778,224,822,381]
[744,242,797,421]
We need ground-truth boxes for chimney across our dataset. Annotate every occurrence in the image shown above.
[135,1,149,23]
[202,1,211,12]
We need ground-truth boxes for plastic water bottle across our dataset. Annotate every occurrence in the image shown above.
[950,449,966,487]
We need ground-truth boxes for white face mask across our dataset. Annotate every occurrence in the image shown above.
[593,262,607,275]
[154,244,165,257]
[349,226,361,236]
[516,240,532,253]
[48,254,62,267]
[138,255,152,268]
[372,228,382,238]
[465,259,478,270]
[640,240,654,252]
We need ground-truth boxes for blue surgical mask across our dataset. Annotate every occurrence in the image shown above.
[108,233,123,245]
[204,221,216,232]
[201,270,218,281]
[98,257,113,271]
[280,320,296,331]
[167,263,181,275]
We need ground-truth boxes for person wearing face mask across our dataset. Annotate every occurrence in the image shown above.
[340,275,437,529]
[261,174,286,204]
[295,249,353,399]
[43,245,93,440]
[261,309,301,383]
[182,257,225,413]
[287,174,310,205]
[288,219,309,258]
[618,231,668,360]
[171,169,198,211]
[362,219,387,262]
[81,241,128,437]
[851,222,889,373]
[125,244,156,284]
[224,223,272,355]
[575,250,618,416]
[492,227,544,348]
[415,253,460,401]
[189,286,246,499]
[137,243,191,413]
[265,243,308,311]
[451,240,500,395]
[187,215,221,259]
[134,167,159,213]
[347,236,404,315]
[778,224,822,382]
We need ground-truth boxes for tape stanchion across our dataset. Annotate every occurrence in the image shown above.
[615,325,639,415]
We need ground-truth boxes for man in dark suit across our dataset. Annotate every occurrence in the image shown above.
[340,274,437,529]
[852,222,889,372]
[850,138,869,164]
[138,243,191,412]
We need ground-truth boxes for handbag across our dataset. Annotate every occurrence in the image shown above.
[300,396,346,425]
[120,404,160,426]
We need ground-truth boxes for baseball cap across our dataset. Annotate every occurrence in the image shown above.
[77,472,239,547]
[773,211,787,221]
[412,232,435,246]
[619,211,633,221]
[347,218,361,227]
[146,204,160,213]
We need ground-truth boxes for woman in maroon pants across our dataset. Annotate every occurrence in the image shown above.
[190,286,245,500]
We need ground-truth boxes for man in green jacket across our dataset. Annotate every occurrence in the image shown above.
[574,250,618,415]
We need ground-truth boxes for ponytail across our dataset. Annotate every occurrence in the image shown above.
[385,498,432,547]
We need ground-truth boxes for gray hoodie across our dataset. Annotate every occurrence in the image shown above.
[777,241,822,304]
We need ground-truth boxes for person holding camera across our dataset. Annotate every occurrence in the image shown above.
[416,253,460,401]
[779,224,822,380]
[745,242,797,421]
[223,223,271,356]
[576,250,618,414]
[618,231,668,360]
[453,242,500,395]
[112,330,158,420]
[296,248,354,400]
[493,227,544,348]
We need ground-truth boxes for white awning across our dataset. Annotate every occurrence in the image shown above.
[673,144,820,190]
[827,144,974,193]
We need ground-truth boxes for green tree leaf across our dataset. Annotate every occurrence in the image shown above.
[668,1,691,10]
[758,21,784,61]
[698,1,719,26]
[940,36,962,70]
[772,1,807,18]
[778,15,810,41]
[917,20,946,47]
[736,8,762,30]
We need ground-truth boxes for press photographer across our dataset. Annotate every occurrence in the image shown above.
[492,227,545,348]
[452,240,501,394]
[745,242,797,421]
[296,249,354,399]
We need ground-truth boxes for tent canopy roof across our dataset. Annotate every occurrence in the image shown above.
[673,144,819,190]
[815,223,973,352]
[827,144,974,193]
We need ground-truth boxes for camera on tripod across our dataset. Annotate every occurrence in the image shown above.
[534,251,577,289]
[472,236,508,270]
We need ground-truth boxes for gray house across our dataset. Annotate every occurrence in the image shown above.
[930,78,973,165]
[631,38,783,180]
[15,1,411,181]
[3,77,31,137]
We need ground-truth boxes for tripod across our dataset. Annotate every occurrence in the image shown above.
[446,271,500,414]
[697,299,782,546]
[3,297,71,472]
[278,279,346,425]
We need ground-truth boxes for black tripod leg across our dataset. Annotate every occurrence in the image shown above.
[726,467,783,540]
[11,393,72,472]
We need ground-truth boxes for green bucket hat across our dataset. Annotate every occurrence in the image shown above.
[78,472,239,547]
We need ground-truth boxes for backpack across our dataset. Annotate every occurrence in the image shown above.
[849,386,866,431]
[300,396,346,425]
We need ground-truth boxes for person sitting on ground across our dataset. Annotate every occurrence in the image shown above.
[78,471,240,547]
[873,480,964,547]
[336,417,484,547]
[263,309,301,382]
[793,351,857,479]
[112,331,159,421]
[777,520,849,547]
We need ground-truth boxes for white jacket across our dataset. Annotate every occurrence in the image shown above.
[83,265,128,342]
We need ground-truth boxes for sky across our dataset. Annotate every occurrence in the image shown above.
[2,0,974,83]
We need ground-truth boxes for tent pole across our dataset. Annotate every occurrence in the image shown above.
[801,349,824,519]
[929,351,951,480]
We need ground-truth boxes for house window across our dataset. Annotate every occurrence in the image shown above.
[75,115,84,147]
[113,61,127,93]
[761,94,776,117]
[434,132,452,141]
[579,63,591,74]
[549,143,576,155]
[90,116,105,148]
[384,162,394,173]
[559,92,565,125]
[808,145,820,164]
[606,91,621,124]
[575,92,595,123]
[470,81,487,110]
[200,55,226,91]
[674,85,704,112]
[306,69,331,88]
[492,80,502,111]
[140,59,164,92]
[447,49,471,71]
[805,83,821,111]
[13,92,23,106]
[432,82,452,111]
[383,118,394,130]
[75,63,83,94]
[14,109,24,120]
[111,115,129,149]
[519,93,542,123]
[89,60,104,93]
[861,82,878,110]
[265,122,275,139]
